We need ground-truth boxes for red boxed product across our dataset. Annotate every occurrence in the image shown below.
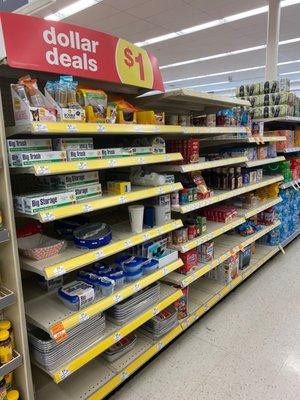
[173,286,189,320]
[201,205,237,223]
[166,139,200,164]
[258,207,275,225]
[179,249,198,274]
[269,130,294,151]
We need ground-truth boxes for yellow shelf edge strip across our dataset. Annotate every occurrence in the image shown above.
[170,217,245,253]
[30,153,183,176]
[173,176,283,214]
[88,325,183,400]
[43,219,183,279]
[52,289,183,383]
[50,259,183,336]
[18,183,182,223]
[243,197,282,219]
[181,246,280,331]
[180,156,248,173]
[170,220,281,288]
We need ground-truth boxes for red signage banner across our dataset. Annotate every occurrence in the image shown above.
[0,12,164,92]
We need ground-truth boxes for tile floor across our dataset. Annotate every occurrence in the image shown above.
[110,238,300,400]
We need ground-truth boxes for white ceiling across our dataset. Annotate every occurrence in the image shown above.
[34,0,300,94]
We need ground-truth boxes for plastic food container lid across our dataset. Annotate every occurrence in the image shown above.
[142,258,159,269]
[124,269,143,277]
[109,271,125,280]
[100,277,115,287]
[0,330,9,341]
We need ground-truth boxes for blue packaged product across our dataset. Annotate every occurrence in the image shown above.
[124,269,143,281]
[73,222,112,249]
[142,258,159,275]
[108,270,125,288]
[100,277,115,296]
[58,280,95,310]
[77,271,102,296]
[54,216,89,239]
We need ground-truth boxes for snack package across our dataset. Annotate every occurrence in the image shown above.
[77,88,108,122]
[108,98,138,124]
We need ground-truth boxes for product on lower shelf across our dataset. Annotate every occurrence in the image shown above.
[173,286,189,320]
[201,205,237,223]
[17,234,66,260]
[102,333,137,362]
[107,282,161,325]
[58,280,95,311]
[28,313,105,371]
[140,305,178,339]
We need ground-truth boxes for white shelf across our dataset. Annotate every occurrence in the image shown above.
[153,156,247,173]
[24,259,182,337]
[252,116,300,124]
[163,220,281,287]
[20,219,182,279]
[280,178,300,189]
[278,147,300,154]
[171,175,283,214]
[244,156,285,168]
[31,285,181,383]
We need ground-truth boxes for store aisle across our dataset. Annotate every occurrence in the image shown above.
[110,239,300,400]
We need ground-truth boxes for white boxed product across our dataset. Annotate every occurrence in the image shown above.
[19,190,76,215]
[9,151,67,167]
[74,184,102,201]
[7,139,52,153]
[67,149,102,161]
[54,171,99,189]
[53,138,94,151]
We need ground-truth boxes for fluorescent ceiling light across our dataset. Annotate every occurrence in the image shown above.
[16,0,55,15]
[135,0,300,47]
[281,70,300,75]
[160,37,300,70]
[45,0,103,21]
[185,81,229,89]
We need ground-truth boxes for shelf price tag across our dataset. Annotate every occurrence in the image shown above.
[133,282,142,292]
[108,159,117,168]
[156,341,164,351]
[83,204,93,213]
[162,267,169,276]
[124,239,132,248]
[34,123,48,132]
[113,293,123,303]
[79,312,89,323]
[152,307,159,316]
[67,124,78,133]
[51,322,68,343]
[41,212,55,222]
[78,161,87,170]
[53,266,66,277]
[113,332,122,342]
[60,368,70,381]
[139,157,146,164]
[97,124,106,133]
[121,370,129,382]
[36,166,50,175]
[119,196,127,204]
[95,249,105,259]
[143,232,150,241]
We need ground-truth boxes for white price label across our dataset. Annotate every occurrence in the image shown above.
[78,161,87,170]
[133,282,142,292]
[36,166,50,175]
[124,239,132,248]
[154,126,161,132]
[97,124,106,132]
[139,157,146,164]
[108,159,117,167]
[35,123,48,132]
[113,332,122,342]
[162,267,169,276]
[113,293,122,303]
[67,124,77,133]
[175,220,182,228]
[158,187,165,195]
[42,212,55,222]
[53,266,66,277]
[153,307,159,316]
[204,304,209,312]
[156,227,162,235]
[134,126,143,132]
[79,312,89,322]
[60,368,70,381]
[143,232,150,241]
[119,196,126,204]
[164,155,171,162]
[95,249,105,259]
[121,371,129,381]
[182,245,188,253]
[156,341,164,351]
[83,204,93,213]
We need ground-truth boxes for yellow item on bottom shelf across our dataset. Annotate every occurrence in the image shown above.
[0,321,14,349]
[7,390,19,400]
[0,330,12,364]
